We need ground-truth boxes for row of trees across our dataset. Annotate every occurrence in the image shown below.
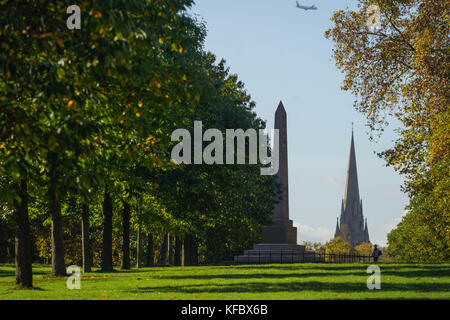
[0,1,278,287]
[326,0,449,262]
[303,239,380,257]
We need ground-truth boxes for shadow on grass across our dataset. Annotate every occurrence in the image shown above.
[154,268,450,281]
[0,268,48,278]
[14,286,46,291]
[93,267,167,273]
[127,280,449,295]
[231,264,450,274]
[233,263,449,269]
[0,269,15,278]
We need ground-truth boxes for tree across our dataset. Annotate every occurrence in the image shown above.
[0,213,12,263]
[1,0,206,283]
[81,203,91,273]
[1,0,280,278]
[325,237,352,255]
[387,206,449,262]
[302,241,314,251]
[101,191,113,271]
[325,0,449,261]
[302,241,324,253]
[146,233,155,267]
[150,52,278,264]
[121,201,131,269]
[355,242,373,256]
[13,178,33,287]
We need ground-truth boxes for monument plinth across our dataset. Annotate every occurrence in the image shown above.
[235,101,308,263]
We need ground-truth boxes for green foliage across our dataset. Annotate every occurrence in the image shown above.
[387,184,450,263]
[354,242,373,256]
[325,237,353,255]
[150,53,278,262]
[325,0,449,262]
[0,0,279,273]
[302,241,325,253]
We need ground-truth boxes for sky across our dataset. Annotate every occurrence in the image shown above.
[189,0,409,246]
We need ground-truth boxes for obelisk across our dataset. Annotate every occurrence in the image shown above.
[273,102,289,221]
[234,101,308,262]
[257,101,299,247]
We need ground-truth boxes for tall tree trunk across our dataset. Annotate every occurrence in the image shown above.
[14,177,32,287]
[50,197,65,276]
[157,233,168,266]
[174,237,182,266]
[136,228,141,268]
[191,236,198,266]
[101,192,113,271]
[121,201,130,269]
[146,233,154,267]
[183,235,192,266]
[81,203,91,273]
[0,220,8,263]
[168,234,174,265]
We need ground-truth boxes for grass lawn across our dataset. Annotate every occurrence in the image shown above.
[0,263,449,300]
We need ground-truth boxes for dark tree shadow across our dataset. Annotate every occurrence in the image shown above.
[0,268,48,278]
[154,267,449,281]
[127,280,448,295]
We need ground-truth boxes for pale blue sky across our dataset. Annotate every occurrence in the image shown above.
[190,0,408,246]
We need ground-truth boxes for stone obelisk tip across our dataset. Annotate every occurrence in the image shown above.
[276,101,286,114]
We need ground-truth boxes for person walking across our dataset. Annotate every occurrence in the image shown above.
[372,245,382,262]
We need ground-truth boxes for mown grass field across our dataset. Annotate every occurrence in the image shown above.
[0,263,449,300]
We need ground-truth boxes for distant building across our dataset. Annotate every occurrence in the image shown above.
[334,130,370,247]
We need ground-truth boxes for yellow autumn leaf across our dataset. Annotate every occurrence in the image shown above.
[67,100,77,109]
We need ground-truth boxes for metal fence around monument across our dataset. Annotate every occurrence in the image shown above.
[234,251,373,264]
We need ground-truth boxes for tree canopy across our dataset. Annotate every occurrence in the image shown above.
[0,0,279,287]
[325,0,449,262]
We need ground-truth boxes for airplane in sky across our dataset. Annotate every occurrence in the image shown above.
[295,1,318,10]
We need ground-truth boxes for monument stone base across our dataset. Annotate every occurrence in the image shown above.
[234,220,316,263]
[234,244,318,263]
[261,219,297,244]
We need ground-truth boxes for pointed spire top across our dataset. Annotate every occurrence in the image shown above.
[364,218,370,242]
[334,217,340,237]
[344,128,360,205]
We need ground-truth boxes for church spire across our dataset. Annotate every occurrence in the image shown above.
[334,217,340,238]
[343,129,360,208]
[364,218,370,242]
[335,128,369,247]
